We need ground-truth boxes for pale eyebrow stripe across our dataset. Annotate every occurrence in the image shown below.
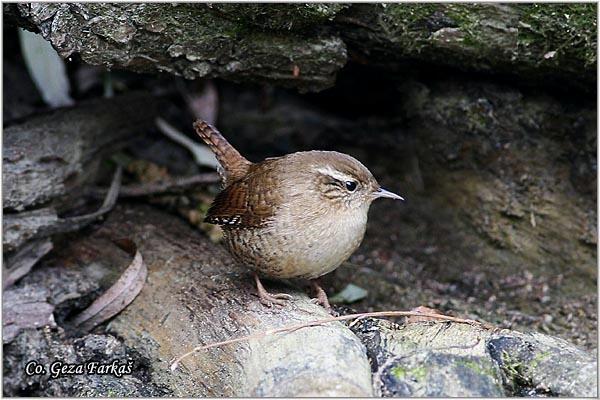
[315,166,355,182]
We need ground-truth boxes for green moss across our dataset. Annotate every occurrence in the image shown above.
[517,4,597,68]
[391,364,428,381]
[410,365,428,381]
[500,350,535,389]
[530,350,551,368]
[371,3,596,76]
[391,365,407,379]
[458,358,496,378]
[208,4,347,31]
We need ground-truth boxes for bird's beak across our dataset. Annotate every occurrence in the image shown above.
[374,187,405,201]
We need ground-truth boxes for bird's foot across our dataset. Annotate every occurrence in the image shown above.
[254,273,292,308]
[310,279,332,312]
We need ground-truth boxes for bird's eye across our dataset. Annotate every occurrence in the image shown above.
[345,181,357,192]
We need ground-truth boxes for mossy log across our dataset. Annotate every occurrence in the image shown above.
[5,3,596,92]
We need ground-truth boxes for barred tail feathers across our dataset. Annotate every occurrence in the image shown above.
[193,119,251,184]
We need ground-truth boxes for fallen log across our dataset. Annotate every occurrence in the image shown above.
[3,204,374,396]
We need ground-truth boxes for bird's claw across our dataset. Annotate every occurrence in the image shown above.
[310,296,332,313]
[258,292,293,308]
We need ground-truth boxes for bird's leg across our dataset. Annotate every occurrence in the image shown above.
[254,273,293,308]
[310,279,332,312]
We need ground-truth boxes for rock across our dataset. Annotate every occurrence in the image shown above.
[488,332,598,396]
[2,92,162,213]
[3,208,58,253]
[2,92,165,262]
[3,329,167,396]
[351,318,597,397]
[2,287,56,344]
[337,4,596,90]
[378,353,503,397]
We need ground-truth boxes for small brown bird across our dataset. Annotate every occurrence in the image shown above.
[194,119,403,310]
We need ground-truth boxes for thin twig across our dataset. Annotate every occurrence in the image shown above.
[45,166,122,234]
[90,173,219,198]
[169,310,491,371]
[18,165,123,241]
[3,238,53,289]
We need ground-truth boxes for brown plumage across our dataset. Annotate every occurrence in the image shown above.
[194,119,404,310]
[193,120,251,185]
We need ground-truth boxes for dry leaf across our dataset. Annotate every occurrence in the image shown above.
[156,117,219,169]
[71,241,147,332]
[18,28,74,108]
[47,166,122,235]
[330,283,368,304]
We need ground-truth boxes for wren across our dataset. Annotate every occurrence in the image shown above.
[194,119,403,310]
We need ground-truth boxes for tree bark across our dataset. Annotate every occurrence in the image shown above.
[2,92,163,253]
[6,3,596,92]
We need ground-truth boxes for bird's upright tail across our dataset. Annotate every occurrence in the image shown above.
[193,119,251,184]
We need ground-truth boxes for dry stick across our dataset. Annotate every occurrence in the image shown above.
[169,310,491,371]
[34,166,123,238]
[90,173,219,198]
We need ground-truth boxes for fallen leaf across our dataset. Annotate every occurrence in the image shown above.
[47,166,122,234]
[330,283,368,304]
[183,80,219,125]
[18,28,74,108]
[156,117,219,169]
[70,241,147,332]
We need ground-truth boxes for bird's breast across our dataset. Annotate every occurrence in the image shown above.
[224,205,369,280]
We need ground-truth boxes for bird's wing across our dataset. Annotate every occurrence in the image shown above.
[204,164,279,228]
